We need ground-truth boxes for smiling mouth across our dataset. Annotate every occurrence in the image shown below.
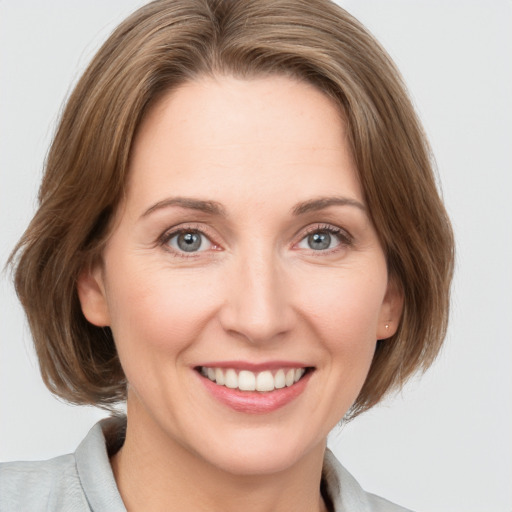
[196,366,312,393]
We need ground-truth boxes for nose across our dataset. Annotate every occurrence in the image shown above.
[218,246,294,345]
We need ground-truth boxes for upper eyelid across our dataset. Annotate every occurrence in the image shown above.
[301,224,344,235]
[160,223,215,240]
[295,223,353,243]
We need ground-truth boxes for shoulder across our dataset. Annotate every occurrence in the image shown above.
[0,417,126,512]
[323,449,413,512]
[0,454,89,511]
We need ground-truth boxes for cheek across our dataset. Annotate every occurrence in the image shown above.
[283,267,387,425]
[104,261,220,358]
[297,268,387,347]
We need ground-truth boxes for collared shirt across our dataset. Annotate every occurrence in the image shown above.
[0,417,412,511]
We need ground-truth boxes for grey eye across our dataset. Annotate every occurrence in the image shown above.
[297,228,344,252]
[168,231,211,253]
[307,232,332,250]
[178,232,201,252]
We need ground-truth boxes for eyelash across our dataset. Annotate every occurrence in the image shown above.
[159,224,217,258]
[297,224,353,254]
[159,223,353,258]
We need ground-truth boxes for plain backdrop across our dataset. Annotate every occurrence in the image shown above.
[1,1,511,511]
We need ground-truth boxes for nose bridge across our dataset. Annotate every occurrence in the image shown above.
[220,242,291,343]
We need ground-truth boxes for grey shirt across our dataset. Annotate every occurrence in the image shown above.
[0,417,412,511]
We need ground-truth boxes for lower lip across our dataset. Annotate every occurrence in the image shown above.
[197,371,312,414]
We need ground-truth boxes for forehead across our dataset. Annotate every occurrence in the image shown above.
[126,74,362,213]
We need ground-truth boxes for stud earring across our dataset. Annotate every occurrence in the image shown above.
[385,324,389,330]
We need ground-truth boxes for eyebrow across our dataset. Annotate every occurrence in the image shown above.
[292,196,366,216]
[141,195,365,219]
[141,197,227,218]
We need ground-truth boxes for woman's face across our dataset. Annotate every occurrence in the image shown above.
[79,75,402,475]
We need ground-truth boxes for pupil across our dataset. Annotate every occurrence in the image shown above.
[178,232,201,252]
[308,232,331,250]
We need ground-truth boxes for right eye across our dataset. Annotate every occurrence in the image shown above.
[165,229,213,254]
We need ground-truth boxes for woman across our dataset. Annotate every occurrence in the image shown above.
[1,0,454,511]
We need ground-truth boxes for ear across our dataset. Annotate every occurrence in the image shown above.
[76,260,111,327]
[376,277,404,340]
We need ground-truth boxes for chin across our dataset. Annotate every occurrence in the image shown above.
[190,425,326,477]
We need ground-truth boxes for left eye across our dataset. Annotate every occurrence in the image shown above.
[167,230,212,253]
[297,229,342,251]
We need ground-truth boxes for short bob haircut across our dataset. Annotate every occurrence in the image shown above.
[10,0,454,419]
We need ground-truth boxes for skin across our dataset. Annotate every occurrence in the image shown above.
[78,75,402,512]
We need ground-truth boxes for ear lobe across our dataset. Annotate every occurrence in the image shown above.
[377,277,404,340]
[76,261,110,327]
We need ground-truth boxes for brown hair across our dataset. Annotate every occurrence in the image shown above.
[9,0,454,417]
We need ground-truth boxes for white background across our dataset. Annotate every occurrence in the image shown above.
[1,1,511,511]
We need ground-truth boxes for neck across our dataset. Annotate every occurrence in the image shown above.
[110,400,328,512]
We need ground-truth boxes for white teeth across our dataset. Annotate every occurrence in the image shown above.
[238,370,256,391]
[256,371,274,392]
[274,369,286,389]
[200,366,308,392]
[224,369,238,389]
[285,369,295,387]
[215,367,225,386]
